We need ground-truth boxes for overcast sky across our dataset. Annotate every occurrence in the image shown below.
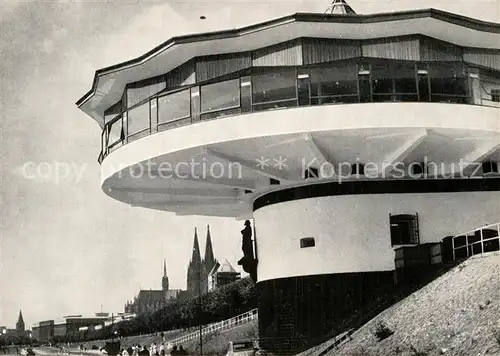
[1,0,499,329]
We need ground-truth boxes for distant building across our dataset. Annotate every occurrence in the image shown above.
[208,260,241,292]
[94,312,109,317]
[1,311,29,338]
[32,326,40,342]
[52,315,107,338]
[124,260,183,315]
[31,320,54,342]
[186,225,217,297]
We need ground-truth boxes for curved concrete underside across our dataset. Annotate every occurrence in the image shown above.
[101,103,500,218]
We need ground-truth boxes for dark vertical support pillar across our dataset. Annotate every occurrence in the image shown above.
[358,63,371,103]
[297,69,310,107]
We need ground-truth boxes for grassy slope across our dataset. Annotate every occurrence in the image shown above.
[323,253,500,356]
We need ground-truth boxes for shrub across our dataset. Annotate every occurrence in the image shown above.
[373,321,394,342]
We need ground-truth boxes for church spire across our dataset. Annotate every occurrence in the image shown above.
[16,310,25,332]
[162,259,169,292]
[324,0,356,15]
[191,227,201,263]
[204,224,215,267]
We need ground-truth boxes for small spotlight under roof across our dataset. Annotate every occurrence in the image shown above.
[200,16,206,20]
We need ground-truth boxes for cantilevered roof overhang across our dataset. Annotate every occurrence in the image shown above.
[76,8,500,126]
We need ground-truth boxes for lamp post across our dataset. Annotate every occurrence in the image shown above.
[198,266,203,355]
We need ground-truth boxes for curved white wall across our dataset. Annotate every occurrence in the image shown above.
[253,191,500,282]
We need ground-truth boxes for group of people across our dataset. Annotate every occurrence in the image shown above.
[119,345,147,356]
[119,342,188,356]
[168,345,188,356]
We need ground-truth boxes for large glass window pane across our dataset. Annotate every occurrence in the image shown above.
[310,64,358,105]
[252,69,297,108]
[158,89,191,127]
[394,63,417,94]
[108,117,123,152]
[371,62,417,102]
[429,63,468,103]
[200,79,240,114]
[127,102,149,136]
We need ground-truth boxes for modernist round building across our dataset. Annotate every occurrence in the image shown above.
[78,4,500,353]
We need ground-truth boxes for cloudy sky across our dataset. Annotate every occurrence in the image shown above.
[1,0,499,328]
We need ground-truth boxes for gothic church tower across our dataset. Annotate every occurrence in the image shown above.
[162,259,169,292]
[201,225,216,294]
[187,228,202,297]
[16,310,25,333]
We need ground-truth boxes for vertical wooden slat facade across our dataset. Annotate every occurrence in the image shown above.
[420,37,462,61]
[302,38,361,64]
[126,75,166,108]
[362,37,420,61]
[196,53,252,82]
[463,49,500,71]
[252,39,303,66]
[166,60,196,89]
[118,36,500,112]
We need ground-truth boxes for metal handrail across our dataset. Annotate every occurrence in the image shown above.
[166,309,258,345]
[451,222,500,260]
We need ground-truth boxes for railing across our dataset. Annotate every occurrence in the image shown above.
[452,222,500,260]
[166,309,258,346]
[481,98,500,108]
[317,328,355,356]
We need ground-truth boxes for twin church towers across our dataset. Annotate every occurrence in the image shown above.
[187,225,216,297]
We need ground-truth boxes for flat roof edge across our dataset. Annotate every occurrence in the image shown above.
[76,8,500,107]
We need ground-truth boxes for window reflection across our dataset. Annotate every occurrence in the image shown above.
[127,102,150,136]
[158,89,191,127]
[108,117,123,152]
[100,58,497,161]
[371,62,417,102]
[310,64,358,105]
[429,63,469,103]
[201,79,240,113]
[252,69,297,110]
